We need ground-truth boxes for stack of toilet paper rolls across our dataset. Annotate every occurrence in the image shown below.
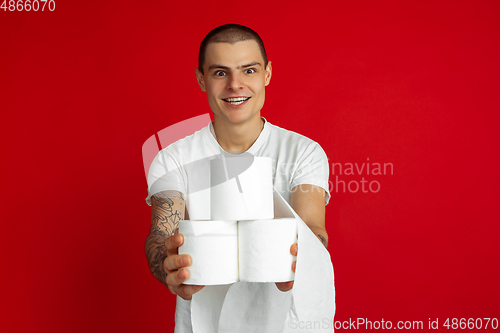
[178,156,298,284]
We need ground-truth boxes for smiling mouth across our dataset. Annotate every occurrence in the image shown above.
[222,97,251,105]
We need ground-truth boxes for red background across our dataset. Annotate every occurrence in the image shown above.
[1,0,499,332]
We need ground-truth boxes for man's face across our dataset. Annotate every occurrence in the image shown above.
[195,40,272,125]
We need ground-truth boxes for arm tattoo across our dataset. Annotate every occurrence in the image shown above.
[151,194,182,235]
[145,191,184,287]
[145,229,169,287]
[317,234,328,248]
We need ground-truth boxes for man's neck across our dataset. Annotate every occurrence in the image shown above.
[212,115,264,153]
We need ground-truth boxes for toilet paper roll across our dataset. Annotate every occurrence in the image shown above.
[238,218,297,282]
[189,190,335,333]
[178,221,239,285]
[210,156,273,221]
[179,219,297,285]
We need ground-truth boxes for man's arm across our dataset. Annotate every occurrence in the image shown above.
[145,190,185,287]
[145,190,204,299]
[290,184,328,248]
[276,183,328,292]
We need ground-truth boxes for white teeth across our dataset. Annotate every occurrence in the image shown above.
[226,97,249,102]
[224,97,250,105]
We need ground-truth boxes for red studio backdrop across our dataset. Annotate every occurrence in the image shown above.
[1,1,499,332]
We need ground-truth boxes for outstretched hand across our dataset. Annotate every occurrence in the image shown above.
[275,243,298,292]
[163,229,205,300]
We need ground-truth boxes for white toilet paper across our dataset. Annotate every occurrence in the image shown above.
[210,156,274,221]
[190,190,336,333]
[238,218,297,283]
[178,221,239,285]
[179,219,297,285]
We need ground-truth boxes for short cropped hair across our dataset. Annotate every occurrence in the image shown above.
[198,24,268,75]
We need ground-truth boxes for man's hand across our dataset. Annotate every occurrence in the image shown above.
[163,230,205,300]
[275,242,298,292]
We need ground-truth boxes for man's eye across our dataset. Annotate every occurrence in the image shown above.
[215,70,226,76]
[245,68,256,74]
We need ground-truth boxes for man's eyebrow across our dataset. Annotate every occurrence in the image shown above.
[208,62,262,71]
[208,64,230,71]
[240,62,262,69]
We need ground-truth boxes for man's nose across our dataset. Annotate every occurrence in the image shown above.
[227,73,243,91]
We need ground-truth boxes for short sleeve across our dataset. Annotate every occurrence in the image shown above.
[290,142,331,205]
[145,149,187,206]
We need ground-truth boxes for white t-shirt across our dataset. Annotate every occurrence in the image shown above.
[146,118,331,332]
[147,118,330,209]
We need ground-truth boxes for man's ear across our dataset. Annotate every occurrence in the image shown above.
[195,68,206,92]
[265,61,272,86]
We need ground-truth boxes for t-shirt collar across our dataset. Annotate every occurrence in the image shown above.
[208,117,270,155]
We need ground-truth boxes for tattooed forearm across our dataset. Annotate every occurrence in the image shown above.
[145,231,169,287]
[145,191,185,287]
[150,191,183,235]
[317,234,328,248]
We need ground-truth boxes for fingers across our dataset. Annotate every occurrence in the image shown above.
[276,281,294,292]
[166,267,190,288]
[290,243,298,272]
[166,233,184,256]
[277,244,297,292]
[164,254,191,272]
[175,284,205,300]
[164,260,205,300]
[182,285,205,298]
[162,231,204,300]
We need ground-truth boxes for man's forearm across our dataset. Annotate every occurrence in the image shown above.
[145,230,169,287]
[309,226,329,248]
[146,191,185,287]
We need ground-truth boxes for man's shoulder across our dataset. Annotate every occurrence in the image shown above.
[162,124,210,153]
[267,121,320,148]
[155,123,220,167]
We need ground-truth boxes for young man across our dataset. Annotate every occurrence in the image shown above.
[145,24,331,332]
